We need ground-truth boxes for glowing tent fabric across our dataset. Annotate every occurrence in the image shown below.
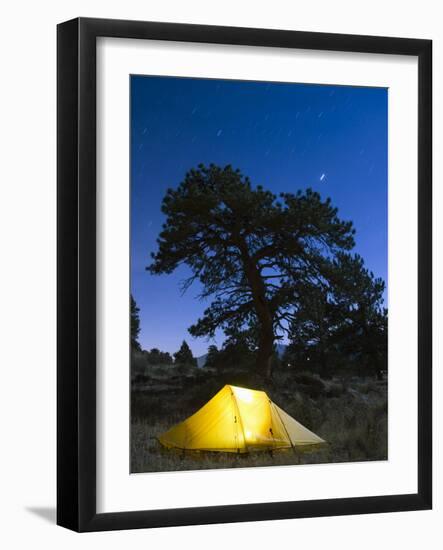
[158,385,325,453]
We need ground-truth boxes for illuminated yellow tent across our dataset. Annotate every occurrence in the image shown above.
[158,384,325,453]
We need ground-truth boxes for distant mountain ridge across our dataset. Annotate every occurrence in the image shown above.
[196,343,287,368]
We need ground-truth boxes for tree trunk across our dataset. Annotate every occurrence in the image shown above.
[235,233,275,381]
[256,321,274,379]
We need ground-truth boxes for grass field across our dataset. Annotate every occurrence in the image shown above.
[130,361,387,473]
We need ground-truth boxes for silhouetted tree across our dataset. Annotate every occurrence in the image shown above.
[332,254,387,379]
[145,348,173,365]
[286,284,341,376]
[130,295,141,351]
[285,253,387,378]
[173,340,197,367]
[204,344,220,368]
[218,332,255,370]
[148,164,360,379]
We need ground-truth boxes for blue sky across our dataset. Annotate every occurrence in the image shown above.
[131,76,387,357]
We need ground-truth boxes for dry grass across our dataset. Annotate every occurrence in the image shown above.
[131,419,331,473]
[130,366,387,473]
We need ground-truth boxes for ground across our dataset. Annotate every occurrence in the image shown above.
[130,361,387,473]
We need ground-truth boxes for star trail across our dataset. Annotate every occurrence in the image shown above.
[131,76,387,355]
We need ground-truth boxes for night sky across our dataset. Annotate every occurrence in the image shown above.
[131,76,388,357]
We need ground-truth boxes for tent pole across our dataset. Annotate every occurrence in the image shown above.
[230,388,248,454]
[229,389,240,453]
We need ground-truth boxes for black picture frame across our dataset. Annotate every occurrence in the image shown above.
[57,17,432,532]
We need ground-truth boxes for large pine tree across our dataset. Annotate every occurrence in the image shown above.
[148,164,377,379]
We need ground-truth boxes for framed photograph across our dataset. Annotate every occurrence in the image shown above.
[57,17,432,532]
